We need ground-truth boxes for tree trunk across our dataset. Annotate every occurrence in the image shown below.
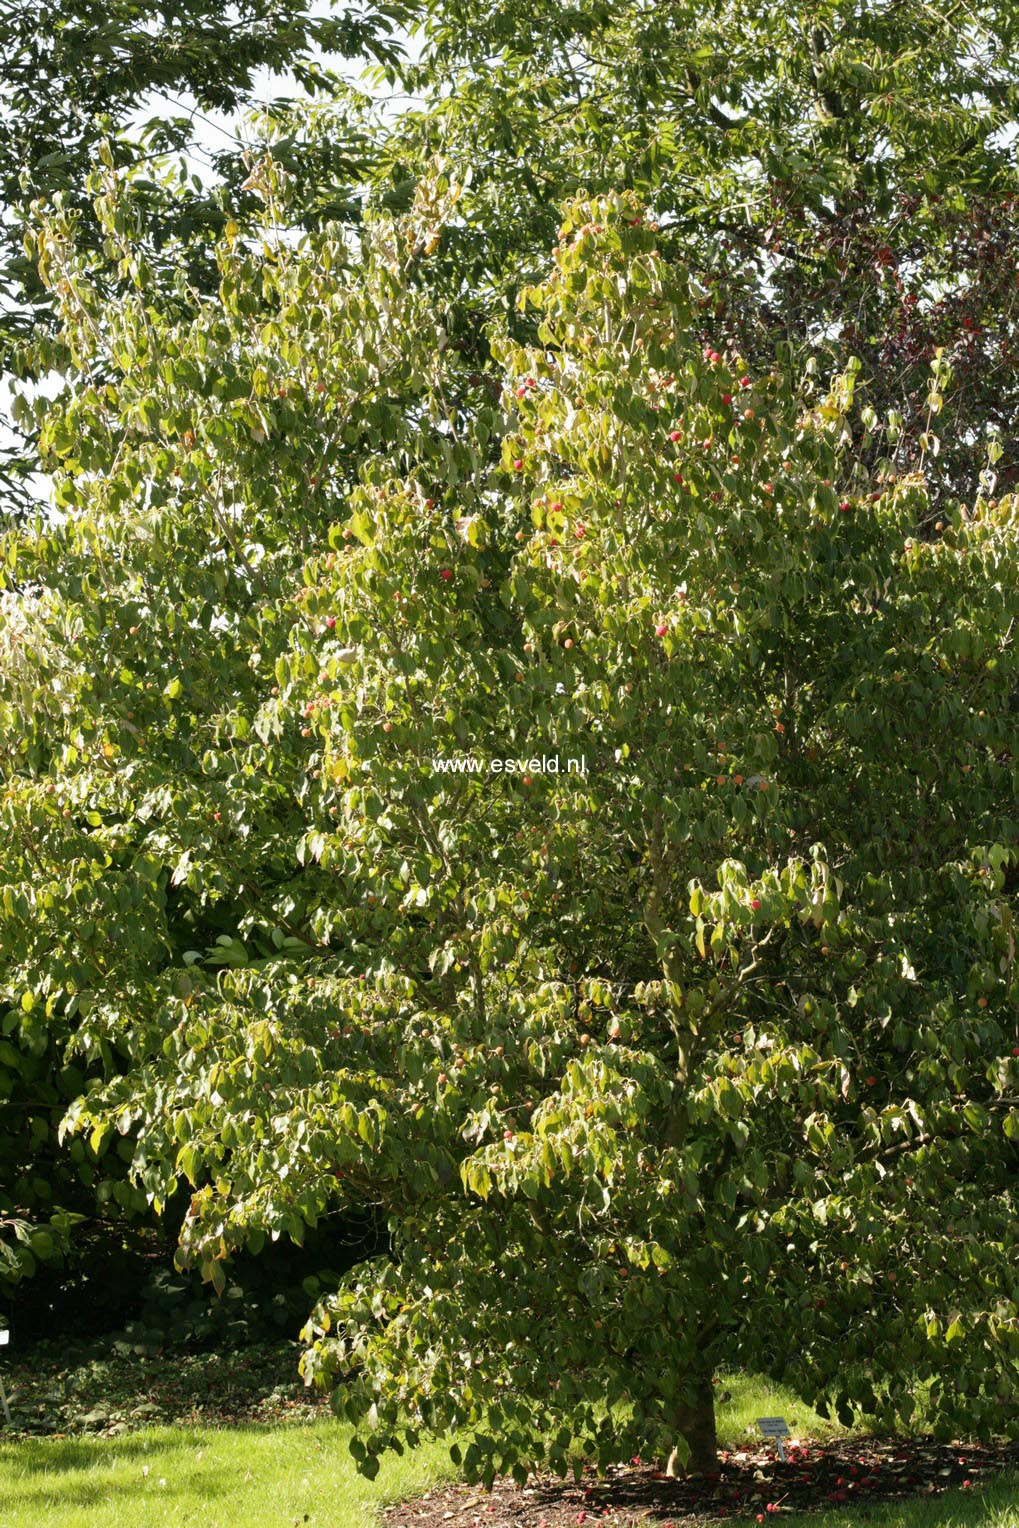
[665,1373,718,1476]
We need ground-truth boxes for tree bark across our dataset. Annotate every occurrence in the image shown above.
[665,1373,718,1476]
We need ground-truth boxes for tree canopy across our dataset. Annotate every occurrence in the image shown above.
[2,156,1019,1472]
[0,0,416,512]
[3,0,1019,1482]
[353,0,1019,506]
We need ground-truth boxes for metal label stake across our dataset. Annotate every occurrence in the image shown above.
[756,1416,791,1462]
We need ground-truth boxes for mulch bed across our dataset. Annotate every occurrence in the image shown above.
[383,1436,1019,1525]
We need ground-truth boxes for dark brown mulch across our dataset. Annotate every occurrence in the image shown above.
[382,1436,1019,1526]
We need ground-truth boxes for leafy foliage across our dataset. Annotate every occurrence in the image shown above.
[0,153,483,1294]
[3,163,1019,1478]
[342,0,1019,508]
[0,0,418,512]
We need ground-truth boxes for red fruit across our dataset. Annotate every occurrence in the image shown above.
[1012,1047,1019,1056]
[564,637,574,649]
[655,623,668,637]
[513,458,524,470]
[504,1129,514,1141]
[673,472,683,483]
[551,501,564,511]
[840,500,851,512]
[325,616,336,628]
[440,568,452,581]
[574,523,586,537]
[763,481,774,494]
[437,1073,447,1084]
[669,429,682,441]
[866,1075,877,1087]
[522,774,533,786]
[721,392,732,405]
[977,997,988,1008]
[516,386,527,398]
[740,375,751,387]
[751,898,761,911]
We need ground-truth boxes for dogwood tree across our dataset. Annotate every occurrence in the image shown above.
[3,171,1019,1475]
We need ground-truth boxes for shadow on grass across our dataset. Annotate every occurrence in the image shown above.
[0,1421,279,1477]
[0,1432,240,1518]
[809,1474,1019,1527]
[0,1477,234,1520]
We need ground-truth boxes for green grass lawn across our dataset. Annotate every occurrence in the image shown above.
[0,1416,457,1527]
[722,1478,1019,1527]
[2,1370,1018,1527]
